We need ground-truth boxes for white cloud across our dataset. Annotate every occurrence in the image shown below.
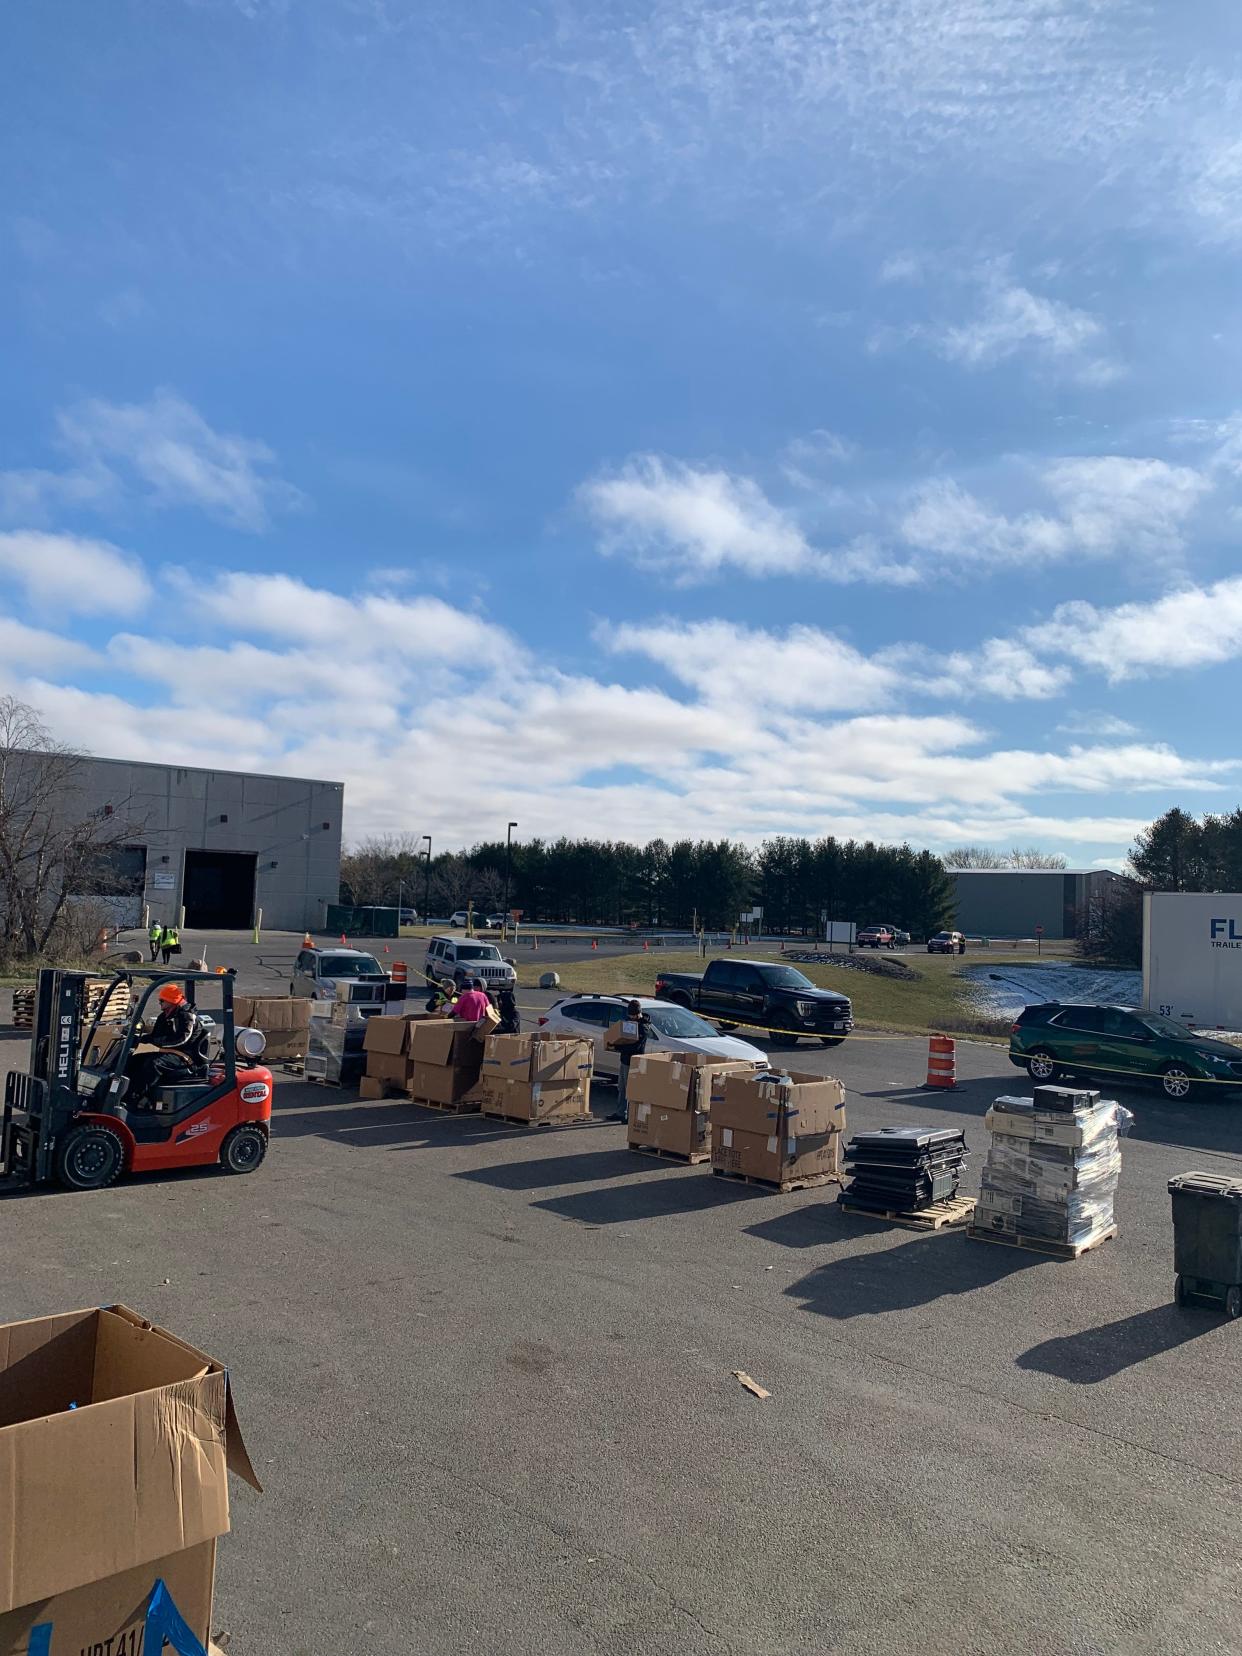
[608,619,903,713]
[0,614,99,672]
[940,638,1071,701]
[0,531,150,615]
[1035,576,1242,683]
[780,428,859,489]
[879,252,923,284]
[578,456,917,585]
[1056,712,1139,739]
[937,279,1114,379]
[900,456,1209,571]
[0,391,302,532]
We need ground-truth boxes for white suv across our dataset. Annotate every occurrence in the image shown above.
[424,935,516,992]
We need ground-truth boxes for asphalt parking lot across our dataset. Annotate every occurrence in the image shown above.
[2,942,1241,1652]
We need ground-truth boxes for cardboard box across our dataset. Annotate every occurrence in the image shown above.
[627,1053,754,1114]
[408,1059,479,1105]
[359,1074,388,1099]
[605,1017,643,1050]
[363,1014,416,1055]
[710,1070,845,1185]
[628,1099,710,1157]
[233,994,312,1059]
[365,1051,412,1084]
[0,1305,258,1656]
[482,1033,593,1086]
[473,1003,501,1041]
[482,1076,591,1122]
[406,1017,459,1065]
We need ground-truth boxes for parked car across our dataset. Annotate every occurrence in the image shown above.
[480,913,508,930]
[398,908,419,926]
[539,994,766,1083]
[857,926,896,949]
[424,934,517,993]
[654,957,852,1046]
[1009,1002,1242,1100]
[927,931,966,955]
[291,946,387,1000]
[448,910,470,927]
[889,927,911,946]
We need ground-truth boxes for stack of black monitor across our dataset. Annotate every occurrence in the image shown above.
[843,1126,969,1212]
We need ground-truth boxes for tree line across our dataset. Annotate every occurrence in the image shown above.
[340,832,958,935]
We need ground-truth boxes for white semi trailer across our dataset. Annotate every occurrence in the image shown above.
[1143,891,1242,1029]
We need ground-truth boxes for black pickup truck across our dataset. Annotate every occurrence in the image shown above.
[653,958,853,1046]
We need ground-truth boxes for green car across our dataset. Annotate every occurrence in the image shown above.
[1009,1002,1242,1100]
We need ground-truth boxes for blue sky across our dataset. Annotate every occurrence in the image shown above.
[3,0,1241,862]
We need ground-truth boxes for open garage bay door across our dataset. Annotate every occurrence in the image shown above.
[183,849,257,928]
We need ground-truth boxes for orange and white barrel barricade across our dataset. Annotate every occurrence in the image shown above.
[391,960,408,997]
[925,1033,956,1089]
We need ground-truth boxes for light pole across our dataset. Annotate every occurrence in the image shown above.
[503,821,517,935]
[422,835,432,922]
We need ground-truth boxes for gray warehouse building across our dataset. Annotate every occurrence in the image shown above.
[950,868,1126,940]
[67,755,343,932]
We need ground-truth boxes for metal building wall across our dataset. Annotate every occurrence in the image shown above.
[950,870,1110,939]
[67,756,343,932]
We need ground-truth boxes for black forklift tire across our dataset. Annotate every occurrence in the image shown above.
[55,1124,125,1191]
[221,1124,268,1175]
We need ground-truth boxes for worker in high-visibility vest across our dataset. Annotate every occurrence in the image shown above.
[160,923,180,965]
[148,919,162,963]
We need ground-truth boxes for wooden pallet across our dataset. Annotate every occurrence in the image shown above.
[481,1108,593,1129]
[628,1142,711,1165]
[408,1095,483,1114]
[711,1168,843,1194]
[966,1221,1117,1260]
[840,1194,976,1231]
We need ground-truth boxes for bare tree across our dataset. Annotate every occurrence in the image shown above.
[943,845,1068,870]
[1007,847,1068,869]
[0,696,142,957]
[942,846,1008,869]
[340,832,431,909]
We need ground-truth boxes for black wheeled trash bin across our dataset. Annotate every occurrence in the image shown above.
[1168,1171,1242,1318]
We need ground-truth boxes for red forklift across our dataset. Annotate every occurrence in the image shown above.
[1,967,273,1191]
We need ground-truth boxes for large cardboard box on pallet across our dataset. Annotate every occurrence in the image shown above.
[710,1069,846,1185]
[627,1053,757,1157]
[233,994,311,1061]
[480,1033,594,1095]
[483,1075,591,1123]
[0,1304,258,1656]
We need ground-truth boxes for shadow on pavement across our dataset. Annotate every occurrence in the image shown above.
[853,1083,993,1120]
[457,1148,645,1191]
[1015,1303,1221,1383]
[533,1170,761,1226]
[271,1095,609,1152]
[785,1229,1039,1318]
[744,1202,886,1249]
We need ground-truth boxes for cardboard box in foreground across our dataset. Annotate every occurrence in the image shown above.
[627,1053,757,1157]
[0,1304,258,1656]
[710,1069,846,1184]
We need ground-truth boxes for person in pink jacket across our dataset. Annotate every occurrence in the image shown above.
[453,979,493,1021]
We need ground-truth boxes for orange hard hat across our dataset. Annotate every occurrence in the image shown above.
[158,984,185,1005]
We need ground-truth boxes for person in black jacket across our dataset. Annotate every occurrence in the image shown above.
[610,999,651,1124]
[127,984,208,1108]
[496,986,520,1034]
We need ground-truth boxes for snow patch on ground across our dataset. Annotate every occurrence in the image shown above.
[963,964,1142,1021]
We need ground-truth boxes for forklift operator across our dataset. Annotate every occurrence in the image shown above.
[126,984,209,1108]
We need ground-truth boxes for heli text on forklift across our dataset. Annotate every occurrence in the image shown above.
[1,967,273,1191]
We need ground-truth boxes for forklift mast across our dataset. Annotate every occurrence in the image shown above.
[3,970,98,1184]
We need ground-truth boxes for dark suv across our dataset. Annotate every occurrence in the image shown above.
[1009,1002,1242,1100]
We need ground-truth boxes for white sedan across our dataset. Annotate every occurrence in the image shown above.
[537,994,766,1083]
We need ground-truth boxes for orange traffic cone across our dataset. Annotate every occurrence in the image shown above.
[302,931,313,948]
[340,932,347,945]
[925,1034,956,1089]
[642,939,649,952]
[591,938,598,951]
